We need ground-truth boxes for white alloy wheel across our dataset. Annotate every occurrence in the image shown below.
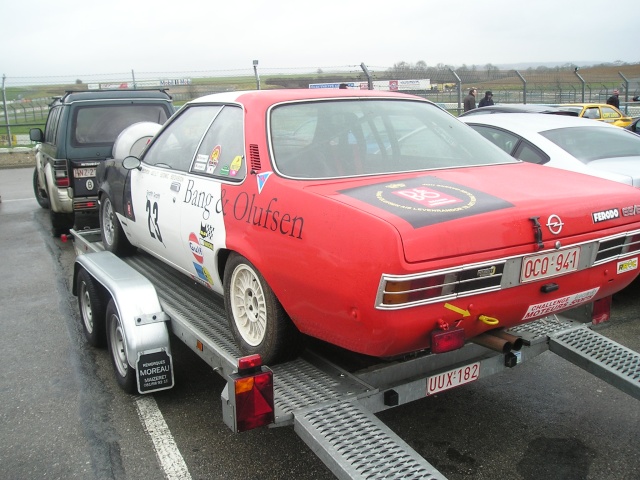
[102,197,116,247]
[229,264,268,347]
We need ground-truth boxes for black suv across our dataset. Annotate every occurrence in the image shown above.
[30,89,174,235]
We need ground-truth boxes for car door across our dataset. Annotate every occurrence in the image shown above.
[179,104,246,293]
[127,105,222,271]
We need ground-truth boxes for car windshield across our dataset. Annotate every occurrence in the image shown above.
[540,126,640,163]
[269,99,516,178]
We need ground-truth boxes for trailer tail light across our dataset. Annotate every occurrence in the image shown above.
[223,354,274,433]
[431,326,465,354]
[591,296,611,325]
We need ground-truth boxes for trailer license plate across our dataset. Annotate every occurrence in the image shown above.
[427,362,480,395]
[520,246,580,283]
[74,167,96,178]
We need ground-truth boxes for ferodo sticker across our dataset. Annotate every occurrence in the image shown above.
[340,176,513,228]
[592,208,619,223]
[522,287,599,320]
[617,257,638,274]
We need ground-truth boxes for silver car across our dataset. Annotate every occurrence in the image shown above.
[460,113,640,186]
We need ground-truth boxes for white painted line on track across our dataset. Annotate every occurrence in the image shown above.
[135,396,192,480]
[0,197,36,203]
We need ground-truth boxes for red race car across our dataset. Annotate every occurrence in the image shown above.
[97,89,640,364]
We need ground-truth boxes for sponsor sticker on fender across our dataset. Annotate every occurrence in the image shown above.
[617,257,638,274]
[522,287,599,320]
[592,208,619,223]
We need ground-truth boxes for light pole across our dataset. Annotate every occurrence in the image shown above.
[253,60,260,90]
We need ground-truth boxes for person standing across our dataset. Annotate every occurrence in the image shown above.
[606,89,620,108]
[463,88,477,112]
[478,91,494,107]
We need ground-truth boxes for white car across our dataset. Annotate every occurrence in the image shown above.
[460,113,640,186]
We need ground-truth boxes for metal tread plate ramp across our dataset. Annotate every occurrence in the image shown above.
[549,325,640,400]
[295,401,446,480]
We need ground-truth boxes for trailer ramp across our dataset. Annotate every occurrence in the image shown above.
[296,401,446,480]
[549,326,640,400]
[510,316,640,400]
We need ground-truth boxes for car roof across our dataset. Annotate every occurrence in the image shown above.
[459,104,578,117]
[459,112,620,132]
[57,89,173,104]
[188,88,428,106]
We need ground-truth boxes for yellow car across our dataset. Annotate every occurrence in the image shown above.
[557,103,632,127]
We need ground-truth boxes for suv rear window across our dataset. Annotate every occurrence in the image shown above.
[71,104,170,147]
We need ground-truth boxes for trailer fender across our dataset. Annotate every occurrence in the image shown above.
[74,251,171,372]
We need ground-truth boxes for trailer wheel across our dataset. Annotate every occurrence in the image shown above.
[106,300,137,393]
[32,167,49,209]
[77,269,106,347]
[224,253,302,364]
[100,194,136,256]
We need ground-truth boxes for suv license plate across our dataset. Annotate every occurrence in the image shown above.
[427,362,480,395]
[520,246,580,283]
[75,167,96,178]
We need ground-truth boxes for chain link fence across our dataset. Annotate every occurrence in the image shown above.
[2,63,640,148]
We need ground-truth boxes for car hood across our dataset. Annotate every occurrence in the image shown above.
[587,156,640,187]
[319,163,640,263]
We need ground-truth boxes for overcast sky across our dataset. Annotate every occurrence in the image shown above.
[2,0,636,82]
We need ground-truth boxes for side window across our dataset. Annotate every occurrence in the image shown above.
[44,106,62,145]
[470,125,519,155]
[142,105,222,172]
[514,141,549,164]
[601,106,620,119]
[192,105,246,181]
[584,107,600,119]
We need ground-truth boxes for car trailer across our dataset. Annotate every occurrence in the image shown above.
[69,228,640,480]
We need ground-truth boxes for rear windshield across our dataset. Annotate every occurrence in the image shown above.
[71,104,170,147]
[270,98,516,179]
[540,126,640,163]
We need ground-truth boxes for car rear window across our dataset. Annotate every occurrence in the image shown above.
[71,104,170,147]
[540,126,640,163]
[270,99,516,179]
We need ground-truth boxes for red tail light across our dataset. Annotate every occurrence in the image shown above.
[56,177,70,188]
[591,296,611,325]
[431,326,465,354]
[232,355,274,432]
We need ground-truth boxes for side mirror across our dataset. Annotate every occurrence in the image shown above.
[122,156,141,170]
[29,128,44,142]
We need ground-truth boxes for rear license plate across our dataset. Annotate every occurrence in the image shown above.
[427,362,480,395]
[74,167,96,178]
[520,246,580,283]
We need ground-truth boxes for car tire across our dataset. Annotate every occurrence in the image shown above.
[100,194,136,256]
[77,268,106,347]
[106,299,137,393]
[223,253,303,364]
[32,167,49,209]
[50,209,75,237]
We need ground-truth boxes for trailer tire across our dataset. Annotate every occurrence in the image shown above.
[33,167,50,209]
[106,300,137,393]
[224,253,302,364]
[77,268,106,347]
[100,194,136,256]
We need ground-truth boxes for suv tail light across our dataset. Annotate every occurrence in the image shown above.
[53,159,69,187]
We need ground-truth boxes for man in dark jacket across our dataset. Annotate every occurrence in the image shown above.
[463,88,477,112]
[606,90,620,109]
[479,91,494,108]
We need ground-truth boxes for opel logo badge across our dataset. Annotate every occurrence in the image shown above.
[546,214,563,235]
